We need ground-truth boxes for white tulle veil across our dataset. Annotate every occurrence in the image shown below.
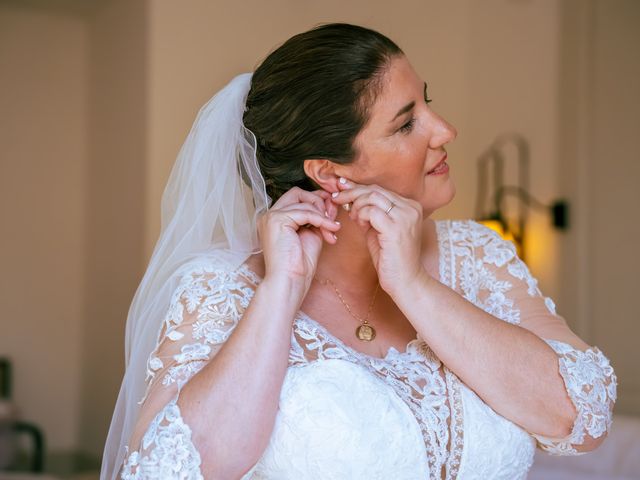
[100,72,271,479]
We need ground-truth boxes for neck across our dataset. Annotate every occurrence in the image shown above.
[314,209,432,295]
[314,211,378,293]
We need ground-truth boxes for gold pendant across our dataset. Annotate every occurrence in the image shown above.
[355,323,376,342]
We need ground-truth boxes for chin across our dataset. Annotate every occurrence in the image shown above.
[421,180,456,217]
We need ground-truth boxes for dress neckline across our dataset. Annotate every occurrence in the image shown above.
[237,219,447,362]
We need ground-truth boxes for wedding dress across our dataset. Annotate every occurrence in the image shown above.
[118,219,617,480]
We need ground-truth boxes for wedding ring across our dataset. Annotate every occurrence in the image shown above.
[385,201,396,215]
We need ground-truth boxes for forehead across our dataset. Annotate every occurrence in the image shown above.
[366,56,423,126]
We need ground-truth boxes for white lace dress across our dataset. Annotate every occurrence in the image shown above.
[119,219,618,479]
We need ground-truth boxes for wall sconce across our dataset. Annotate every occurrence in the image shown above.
[475,133,569,263]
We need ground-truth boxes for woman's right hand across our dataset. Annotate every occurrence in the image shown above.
[257,187,341,286]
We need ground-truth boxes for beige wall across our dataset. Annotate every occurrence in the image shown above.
[0,0,148,464]
[1,0,638,470]
[79,0,147,457]
[557,0,640,415]
[589,0,640,413]
[0,4,87,450]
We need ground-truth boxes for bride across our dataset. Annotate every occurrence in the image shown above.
[101,22,617,479]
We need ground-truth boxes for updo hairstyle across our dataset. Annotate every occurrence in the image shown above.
[242,23,403,202]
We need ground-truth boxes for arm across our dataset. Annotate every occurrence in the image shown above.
[122,262,306,479]
[392,221,616,455]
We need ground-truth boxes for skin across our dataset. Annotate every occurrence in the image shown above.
[250,53,605,451]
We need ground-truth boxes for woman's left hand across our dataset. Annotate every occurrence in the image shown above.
[331,177,427,296]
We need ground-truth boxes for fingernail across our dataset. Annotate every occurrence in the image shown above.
[339,177,347,185]
[331,192,339,198]
[334,220,340,225]
[333,234,338,240]
[342,203,351,212]
[324,210,329,217]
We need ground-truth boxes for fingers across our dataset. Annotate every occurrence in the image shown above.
[280,208,341,235]
[353,204,394,231]
[276,186,330,217]
[330,179,398,228]
[322,192,339,221]
[264,199,340,244]
[349,190,396,218]
[331,180,397,208]
[267,187,341,244]
[278,203,340,244]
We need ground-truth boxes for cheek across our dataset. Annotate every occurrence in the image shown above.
[356,136,427,193]
[375,139,425,193]
[392,135,427,168]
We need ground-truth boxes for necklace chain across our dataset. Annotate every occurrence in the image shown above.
[313,275,380,341]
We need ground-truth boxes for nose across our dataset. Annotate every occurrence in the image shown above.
[429,112,458,148]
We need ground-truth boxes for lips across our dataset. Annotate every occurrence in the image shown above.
[427,154,447,174]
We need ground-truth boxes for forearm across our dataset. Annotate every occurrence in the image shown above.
[178,274,306,479]
[393,271,577,439]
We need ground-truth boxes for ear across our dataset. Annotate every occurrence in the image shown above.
[303,158,344,193]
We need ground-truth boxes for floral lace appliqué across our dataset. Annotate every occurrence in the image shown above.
[121,398,203,480]
[532,339,618,455]
[141,261,253,402]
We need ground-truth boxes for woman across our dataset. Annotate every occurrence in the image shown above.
[102,23,617,479]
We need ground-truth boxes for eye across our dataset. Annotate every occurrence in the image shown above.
[399,117,416,134]
[398,96,432,134]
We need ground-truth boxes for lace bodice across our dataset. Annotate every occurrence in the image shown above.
[119,219,617,479]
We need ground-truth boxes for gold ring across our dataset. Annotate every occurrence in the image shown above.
[385,202,396,215]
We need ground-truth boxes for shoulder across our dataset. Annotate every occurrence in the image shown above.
[430,218,518,265]
[165,250,258,315]
[173,249,247,277]
[171,249,255,286]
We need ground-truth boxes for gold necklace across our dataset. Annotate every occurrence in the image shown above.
[314,275,380,342]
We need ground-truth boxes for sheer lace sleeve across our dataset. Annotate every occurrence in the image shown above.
[462,220,618,456]
[120,258,254,479]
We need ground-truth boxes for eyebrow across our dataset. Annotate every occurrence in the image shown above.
[390,81,428,123]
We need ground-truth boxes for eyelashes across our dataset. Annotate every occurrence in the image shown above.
[399,117,416,134]
[398,96,432,134]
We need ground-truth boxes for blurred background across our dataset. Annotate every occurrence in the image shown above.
[0,0,638,478]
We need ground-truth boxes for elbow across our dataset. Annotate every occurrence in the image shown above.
[547,386,579,439]
[534,394,577,440]
[559,397,579,438]
[543,414,575,440]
